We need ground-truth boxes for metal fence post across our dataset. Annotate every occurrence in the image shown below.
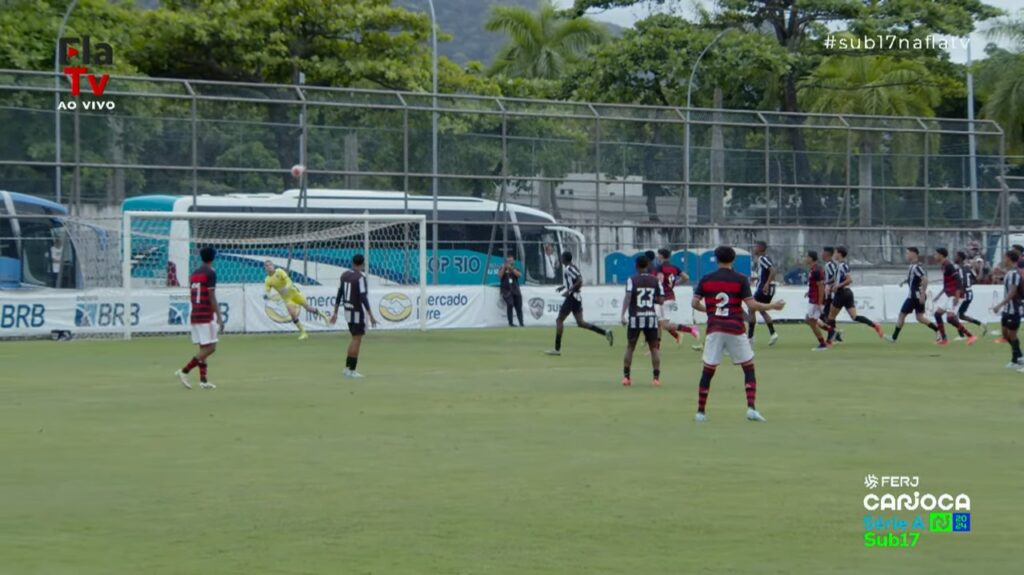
[590,104,602,285]
[185,81,197,207]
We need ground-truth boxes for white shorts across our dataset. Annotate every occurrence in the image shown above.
[806,304,823,320]
[702,331,755,367]
[933,293,958,312]
[190,322,219,346]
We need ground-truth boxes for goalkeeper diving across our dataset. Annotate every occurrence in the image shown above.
[263,260,330,340]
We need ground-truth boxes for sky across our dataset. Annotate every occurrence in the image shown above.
[553,0,1023,64]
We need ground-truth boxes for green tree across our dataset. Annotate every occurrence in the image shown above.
[486,0,608,80]
[979,12,1024,156]
[799,52,941,225]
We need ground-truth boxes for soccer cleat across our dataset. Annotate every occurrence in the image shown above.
[694,412,707,423]
[1017,365,1024,375]
[769,333,779,347]
[967,335,978,346]
[544,349,561,356]
[175,370,192,390]
[995,337,1007,344]
[621,376,631,387]
[812,343,830,351]
[953,335,966,342]
[652,378,661,387]
[606,330,614,346]
[935,339,949,346]
[348,371,365,379]
[884,336,896,343]
[873,324,884,339]
[687,325,701,339]
[691,343,704,351]
[835,331,845,343]
[298,332,309,341]
[1005,361,1021,369]
[746,408,767,422]
[199,381,216,390]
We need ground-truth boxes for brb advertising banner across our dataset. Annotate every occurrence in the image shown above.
[0,284,1012,337]
[0,288,245,337]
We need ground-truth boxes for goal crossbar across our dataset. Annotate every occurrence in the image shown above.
[122,211,428,339]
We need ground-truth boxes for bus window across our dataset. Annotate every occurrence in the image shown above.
[18,221,54,287]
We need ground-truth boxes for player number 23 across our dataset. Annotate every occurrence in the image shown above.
[636,287,655,308]
[713,292,730,316]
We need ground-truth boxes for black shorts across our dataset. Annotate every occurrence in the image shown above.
[958,292,973,316]
[900,297,925,315]
[1001,313,1020,330]
[754,284,776,304]
[348,323,366,336]
[627,327,660,344]
[559,296,582,317]
[833,288,855,310]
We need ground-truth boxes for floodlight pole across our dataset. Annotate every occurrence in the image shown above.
[966,40,979,221]
[54,0,78,206]
[683,28,732,226]
[427,0,440,285]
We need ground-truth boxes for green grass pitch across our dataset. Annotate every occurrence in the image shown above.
[1,325,1021,574]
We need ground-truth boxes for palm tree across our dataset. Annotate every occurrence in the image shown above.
[799,53,940,225]
[981,12,1024,155]
[486,0,608,80]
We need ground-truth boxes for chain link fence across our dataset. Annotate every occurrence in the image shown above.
[2,69,1021,286]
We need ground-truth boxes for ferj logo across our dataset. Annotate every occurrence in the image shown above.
[59,35,115,110]
[379,293,413,322]
[861,473,971,549]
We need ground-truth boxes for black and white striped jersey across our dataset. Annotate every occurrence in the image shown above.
[562,264,582,301]
[754,255,775,292]
[835,261,851,288]
[339,270,369,324]
[824,260,838,290]
[959,264,976,294]
[906,263,925,298]
[1004,269,1021,316]
[625,272,664,329]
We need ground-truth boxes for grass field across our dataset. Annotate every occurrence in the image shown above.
[1,324,1021,574]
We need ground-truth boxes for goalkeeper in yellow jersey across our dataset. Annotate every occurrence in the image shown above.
[263,260,329,340]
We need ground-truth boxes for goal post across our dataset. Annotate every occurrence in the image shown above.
[122,211,428,339]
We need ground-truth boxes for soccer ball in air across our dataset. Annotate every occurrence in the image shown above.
[290,164,306,178]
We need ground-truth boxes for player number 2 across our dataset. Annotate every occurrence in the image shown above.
[713,292,730,316]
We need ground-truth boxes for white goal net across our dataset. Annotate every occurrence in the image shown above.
[121,211,427,339]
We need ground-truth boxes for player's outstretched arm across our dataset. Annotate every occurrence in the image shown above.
[330,284,343,325]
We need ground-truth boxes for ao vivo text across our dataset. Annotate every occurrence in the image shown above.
[59,35,115,110]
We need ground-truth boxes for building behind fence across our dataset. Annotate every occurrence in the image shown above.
[2,69,1023,286]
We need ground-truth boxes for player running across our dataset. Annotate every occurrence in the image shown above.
[263,260,329,340]
[330,254,378,379]
[176,246,223,390]
[991,250,1023,370]
[691,246,785,423]
[932,248,975,345]
[804,251,829,350]
[748,240,779,346]
[655,248,700,343]
[546,251,613,355]
[620,255,665,387]
[818,246,844,344]
[955,250,986,336]
[887,247,939,343]
[824,246,885,340]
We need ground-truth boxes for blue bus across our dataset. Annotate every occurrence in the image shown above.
[0,191,80,289]
[122,190,583,287]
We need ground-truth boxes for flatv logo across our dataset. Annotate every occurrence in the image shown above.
[58,36,115,110]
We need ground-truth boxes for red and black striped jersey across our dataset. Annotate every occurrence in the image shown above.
[659,262,681,301]
[189,265,217,324]
[807,264,824,303]
[941,260,961,296]
[695,268,752,335]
